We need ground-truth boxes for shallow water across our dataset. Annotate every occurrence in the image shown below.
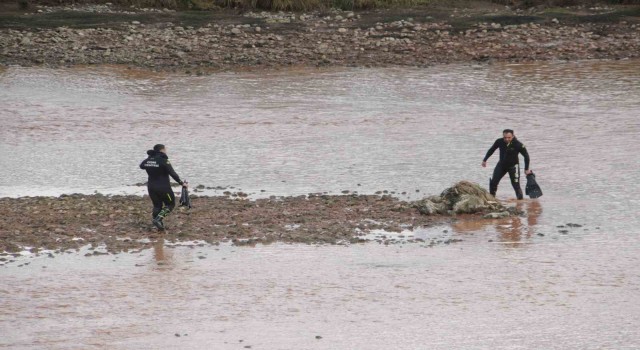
[1,61,640,349]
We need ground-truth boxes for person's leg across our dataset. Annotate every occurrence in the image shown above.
[148,189,164,219]
[508,164,524,200]
[156,190,176,221]
[490,163,508,196]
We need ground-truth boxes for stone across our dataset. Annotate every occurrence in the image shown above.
[414,199,446,215]
[483,211,510,219]
[338,28,347,33]
[453,194,488,214]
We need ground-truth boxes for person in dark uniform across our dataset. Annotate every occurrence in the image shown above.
[482,129,532,199]
[139,144,187,230]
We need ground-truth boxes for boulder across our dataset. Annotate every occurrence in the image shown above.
[453,194,488,214]
[440,181,494,208]
[414,199,447,215]
[483,211,510,219]
[416,181,507,216]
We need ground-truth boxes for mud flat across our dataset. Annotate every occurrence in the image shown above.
[0,178,519,255]
[0,193,456,254]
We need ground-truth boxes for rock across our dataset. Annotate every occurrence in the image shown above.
[483,211,510,219]
[414,199,446,215]
[453,194,488,214]
[338,28,348,33]
[21,37,31,45]
[552,18,559,24]
[255,27,261,33]
[441,181,494,208]
[132,21,141,25]
[231,28,242,35]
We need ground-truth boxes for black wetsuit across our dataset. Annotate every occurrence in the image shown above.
[483,138,530,199]
[139,150,184,219]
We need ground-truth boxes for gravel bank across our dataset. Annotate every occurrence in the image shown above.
[1,5,639,71]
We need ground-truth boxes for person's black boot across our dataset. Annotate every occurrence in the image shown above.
[152,216,165,230]
[515,188,524,200]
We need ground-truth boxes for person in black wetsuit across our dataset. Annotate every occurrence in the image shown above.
[482,129,532,200]
[139,144,187,230]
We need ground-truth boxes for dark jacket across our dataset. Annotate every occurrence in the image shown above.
[139,150,183,191]
[483,137,530,170]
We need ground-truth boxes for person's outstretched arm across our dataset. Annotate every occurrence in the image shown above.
[482,140,499,167]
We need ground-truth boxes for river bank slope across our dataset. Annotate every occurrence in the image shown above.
[1,1,639,71]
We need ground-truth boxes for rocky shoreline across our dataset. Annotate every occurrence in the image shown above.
[1,4,640,71]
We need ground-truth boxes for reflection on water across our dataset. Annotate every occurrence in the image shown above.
[453,200,543,246]
[1,61,640,349]
[2,237,639,350]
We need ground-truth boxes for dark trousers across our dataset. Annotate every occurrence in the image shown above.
[148,187,176,219]
[490,163,523,199]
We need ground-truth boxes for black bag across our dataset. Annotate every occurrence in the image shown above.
[180,185,192,209]
[525,172,543,199]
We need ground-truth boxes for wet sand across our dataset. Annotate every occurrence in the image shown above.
[0,193,457,254]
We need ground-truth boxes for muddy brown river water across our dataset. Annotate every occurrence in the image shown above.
[1,60,640,349]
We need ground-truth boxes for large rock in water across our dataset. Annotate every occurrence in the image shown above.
[415,196,447,215]
[414,181,505,215]
[453,194,489,214]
